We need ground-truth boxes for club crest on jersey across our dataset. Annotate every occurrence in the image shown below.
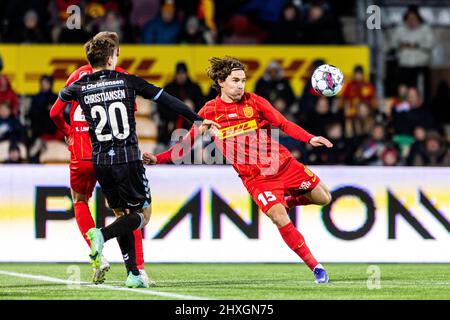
[243,106,254,118]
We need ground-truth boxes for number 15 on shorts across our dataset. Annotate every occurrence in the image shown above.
[257,191,277,206]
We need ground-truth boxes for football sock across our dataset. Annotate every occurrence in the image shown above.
[133,229,145,270]
[74,202,95,246]
[117,232,139,276]
[278,221,318,271]
[286,195,312,208]
[101,211,144,242]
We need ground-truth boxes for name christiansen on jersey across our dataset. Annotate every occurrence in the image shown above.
[83,89,126,104]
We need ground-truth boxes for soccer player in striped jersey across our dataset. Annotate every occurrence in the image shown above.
[50,31,150,285]
[51,36,218,288]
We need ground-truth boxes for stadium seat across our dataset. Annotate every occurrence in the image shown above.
[39,140,70,163]
[136,116,157,139]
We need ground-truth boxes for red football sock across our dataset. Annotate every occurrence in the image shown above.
[134,229,145,270]
[278,222,318,270]
[74,202,95,247]
[286,195,312,208]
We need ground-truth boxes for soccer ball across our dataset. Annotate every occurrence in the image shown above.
[311,64,344,97]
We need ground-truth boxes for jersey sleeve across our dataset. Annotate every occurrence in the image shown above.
[49,98,70,136]
[128,74,164,100]
[59,83,78,103]
[255,94,315,143]
[156,108,205,164]
[129,74,203,123]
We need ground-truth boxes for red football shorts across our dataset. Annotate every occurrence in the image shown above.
[242,158,320,213]
[70,159,97,200]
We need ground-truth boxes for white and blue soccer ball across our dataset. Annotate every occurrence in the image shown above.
[311,64,344,97]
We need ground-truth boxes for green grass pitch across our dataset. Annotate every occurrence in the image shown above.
[0,263,449,300]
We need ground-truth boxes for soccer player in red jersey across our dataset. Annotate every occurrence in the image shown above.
[143,57,333,283]
[50,32,149,286]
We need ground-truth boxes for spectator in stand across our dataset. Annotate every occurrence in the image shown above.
[299,0,344,44]
[267,2,302,44]
[96,10,123,41]
[156,62,205,145]
[353,123,387,166]
[391,5,434,102]
[255,61,296,114]
[3,143,24,164]
[130,0,160,31]
[308,121,353,165]
[387,83,408,117]
[409,131,450,166]
[0,74,20,117]
[429,81,450,132]
[28,75,60,141]
[380,146,401,166]
[221,15,266,44]
[179,16,211,44]
[142,1,181,44]
[0,102,25,146]
[175,0,218,42]
[17,9,51,43]
[391,87,434,137]
[405,126,427,165]
[337,65,377,138]
[352,102,376,142]
[27,75,61,162]
[302,96,339,138]
[1,0,50,43]
[296,59,325,125]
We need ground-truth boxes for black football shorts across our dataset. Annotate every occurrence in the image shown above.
[94,160,151,210]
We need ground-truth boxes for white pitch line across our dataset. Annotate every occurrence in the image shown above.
[0,270,211,300]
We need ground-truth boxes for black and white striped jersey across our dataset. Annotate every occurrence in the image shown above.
[59,69,203,165]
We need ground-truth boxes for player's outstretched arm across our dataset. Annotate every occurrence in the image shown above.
[146,125,200,164]
[257,95,333,148]
[143,107,219,165]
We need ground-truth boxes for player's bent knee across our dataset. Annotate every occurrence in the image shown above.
[318,190,331,206]
[71,190,87,204]
[266,204,290,227]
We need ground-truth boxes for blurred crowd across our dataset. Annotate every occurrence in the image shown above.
[0,0,346,45]
[0,1,449,166]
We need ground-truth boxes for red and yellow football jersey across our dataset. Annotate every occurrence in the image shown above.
[157,92,315,179]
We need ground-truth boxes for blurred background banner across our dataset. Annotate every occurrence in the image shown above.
[0,165,448,263]
[0,45,369,96]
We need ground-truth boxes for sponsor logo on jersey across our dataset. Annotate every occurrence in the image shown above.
[228,113,237,118]
[215,114,224,121]
[218,120,258,139]
[300,181,312,190]
[243,106,254,118]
